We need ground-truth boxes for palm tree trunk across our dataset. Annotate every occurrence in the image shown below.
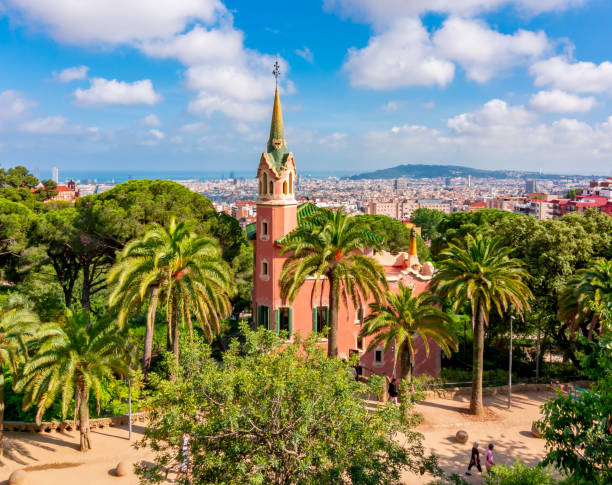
[400,349,413,391]
[79,386,91,452]
[0,372,4,457]
[327,274,339,358]
[470,309,485,415]
[143,287,159,375]
[170,295,180,381]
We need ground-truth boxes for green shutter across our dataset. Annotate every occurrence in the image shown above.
[275,309,280,335]
[313,307,318,333]
[288,308,293,336]
[266,307,270,330]
[257,305,262,327]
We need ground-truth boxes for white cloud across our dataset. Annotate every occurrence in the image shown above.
[141,114,162,126]
[3,0,226,44]
[188,92,268,121]
[74,78,162,106]
[19,115,95,134]
[149,129,165,140]
[53,65,88,82]
[180,121,208,133]
[447,99,534,134]
[531,56,612,94]
[170,135,184,144]
[344,17,455,89]
[433,18,549,82]
[382,101,399,112]
[529,89,596,113]
[3,1,292,122]
[295,46,314,63]
[0,90,36,121]
[324,0,587,25]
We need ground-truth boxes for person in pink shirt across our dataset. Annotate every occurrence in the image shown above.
[485,443,496,472]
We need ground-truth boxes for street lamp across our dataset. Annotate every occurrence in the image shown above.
[508,315,514,409]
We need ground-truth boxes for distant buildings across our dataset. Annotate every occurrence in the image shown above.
[52,167,59,184]
[367,198,451,219]
[525,179,538,194]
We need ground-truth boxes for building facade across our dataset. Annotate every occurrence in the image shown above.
[251,90,441,379]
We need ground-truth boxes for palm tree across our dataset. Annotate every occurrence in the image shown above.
[280,208,386,357]
[360,284,457,388]
[16,310,128,452]
[0,306,39,456]
[559,258,612,338]
[431,234,532,415]
[108,218,233,371]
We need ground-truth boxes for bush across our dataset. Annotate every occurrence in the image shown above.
[484,459,556,485]
[136,325,442,484]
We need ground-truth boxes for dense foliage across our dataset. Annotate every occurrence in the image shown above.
[137,325,440,485]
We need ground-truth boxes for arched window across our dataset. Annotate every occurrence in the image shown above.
[289,172,293,193]
[259,179,263,195]
[262,172,268,194]
[283,181,287,195]
[269,181,273,194]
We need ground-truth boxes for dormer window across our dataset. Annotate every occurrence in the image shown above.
[269,181,273,194]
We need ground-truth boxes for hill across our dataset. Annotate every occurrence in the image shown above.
[348,164,584,180]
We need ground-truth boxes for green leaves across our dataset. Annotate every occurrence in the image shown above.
[138,325,438,484]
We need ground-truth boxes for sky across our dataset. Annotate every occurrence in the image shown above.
[1,0,612,178]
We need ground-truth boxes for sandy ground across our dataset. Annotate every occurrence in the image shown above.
[403,391,550,484]
[1,391,550,485]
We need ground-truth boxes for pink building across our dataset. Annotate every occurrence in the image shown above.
[249,90,441,379]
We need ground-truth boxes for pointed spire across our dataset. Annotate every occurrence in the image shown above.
[268,89,285,147]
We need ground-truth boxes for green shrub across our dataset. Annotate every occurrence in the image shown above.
[484,459,556,485]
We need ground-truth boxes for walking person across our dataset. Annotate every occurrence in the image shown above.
[176,432,191,482]
[485,443,496,473]
[466,441,482,476]
[388,377,399,406]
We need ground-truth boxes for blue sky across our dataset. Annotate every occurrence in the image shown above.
[1,0,611,178]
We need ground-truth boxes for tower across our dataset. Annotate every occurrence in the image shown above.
[253,84,297,330]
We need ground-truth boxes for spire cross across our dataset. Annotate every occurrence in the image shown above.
[273,56,280,89]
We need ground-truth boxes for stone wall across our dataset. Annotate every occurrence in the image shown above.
[4,412,147,433]
[422,380,592,400]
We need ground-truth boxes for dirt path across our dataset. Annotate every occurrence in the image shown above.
[403,391,550,484]
[1,391,551,484]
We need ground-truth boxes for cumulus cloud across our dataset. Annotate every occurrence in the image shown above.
[0,90,36,121]
[3,1,292,122]
[53,65,89,82]
[180,121,208,133]
[433,18,549,82]
[382,101,399,112]
[531,56,612,94]
[149,128,165,140]
[19,115,95,134]
[141,114,162,126]
[447,99,535,135]
[529,90,596,113]
[344,17,455,89]
[295,46,314,63]
[74,78,162,106]
[324,0,587,25]
[3,0,226,44]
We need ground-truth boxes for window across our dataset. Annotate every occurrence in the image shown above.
[355,307,364,325]
[289,172,293,193]
[262,173,268,194]
[258,305,270,329]
[277,307,293,336]
[313,306,329,332]
[357,336,364,351]
[283,180,287,195]
[374,349,383,364]
[262,261,268,276]
[262,221,268,236]
[269,181,273,194]
[259,179,263,195]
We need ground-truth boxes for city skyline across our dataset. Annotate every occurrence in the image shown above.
[1,1,612,175]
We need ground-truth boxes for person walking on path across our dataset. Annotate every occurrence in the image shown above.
[466,442,482,475]
[485,443,496,472]
[388,377,399,406]
[176,432,191,482]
